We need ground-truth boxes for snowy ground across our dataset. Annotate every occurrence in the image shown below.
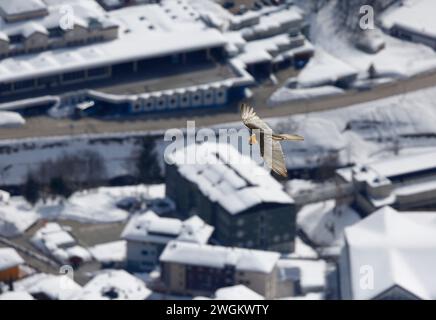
[267,85,436,170]
[271,0,436,104]
[297,200,361,248]
[0,112,25,128]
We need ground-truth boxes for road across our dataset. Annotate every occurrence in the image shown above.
[1,68,436,140]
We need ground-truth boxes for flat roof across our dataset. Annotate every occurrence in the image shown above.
[0,3,227,83]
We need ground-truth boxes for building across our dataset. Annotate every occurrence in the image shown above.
[78,270,151,300]
[382,0,436,50]
[336,150,436,215]
[0,248,24,283]
[0,0,119,59]
[31,222,92,266]
[166,142,296,253]
[339,206,436,300]
[0,1,253,113]
[121,211,213,271]
[160,240,280,298]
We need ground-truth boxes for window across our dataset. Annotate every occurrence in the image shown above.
[63,70,85,82]
[141,250,148,256]
[14,79,34,91]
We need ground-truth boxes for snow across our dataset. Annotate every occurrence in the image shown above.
[344,206,436,300]
[297,200,361,247]
[0,111,25,128]
[169,142,293,215]
[0,291,34,300]
[78,270,151,300]
[279,292,324,300]
[31,222,92,264]
[89,240,126,264]
[160,241,280,274]
[278,258,327,292]
[214,285,264,300]
[382,0,436,39]
[0,248,24,271]
[122,211,213,245]
[269,86,344,105]
[285,236,318,260]
[0,1,226,83]
[14,273,82,300]
[296,49,357,88]
[0,200,39,237]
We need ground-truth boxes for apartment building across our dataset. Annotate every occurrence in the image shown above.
[166,142,296,253]
[160,241,281,298]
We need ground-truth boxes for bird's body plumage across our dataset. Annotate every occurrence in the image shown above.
[240,103,304,177]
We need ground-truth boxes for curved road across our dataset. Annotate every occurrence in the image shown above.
[1,69,436,140]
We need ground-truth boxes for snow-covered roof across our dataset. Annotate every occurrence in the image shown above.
[344,206,436,300]
[14,273,82,300]
[368,150,436,178]
[78,270,151,300]
[337,150,436,183]
[21,22,48,38]
[0,0,46,16]
[160,241,280,274]
[277,259,327,292]
[0,2,226,83]
[121,211,213,245]
[89,240,126,264]
[0,248,24,271]
[382,0,436,39]
[214,285,264,300]
[168,142,294,215]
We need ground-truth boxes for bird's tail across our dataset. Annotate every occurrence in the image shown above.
[272,134,304,141]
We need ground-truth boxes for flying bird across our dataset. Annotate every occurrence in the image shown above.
[240,103,304,177]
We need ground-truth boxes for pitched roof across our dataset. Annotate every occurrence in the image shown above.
[169,142,294,215]
[344,206,436,300]
[160,240,280,274]
[121,211,213,245]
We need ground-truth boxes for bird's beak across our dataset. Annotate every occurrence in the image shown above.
[249,134,258,145]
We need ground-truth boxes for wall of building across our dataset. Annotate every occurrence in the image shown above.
[0,265,20,282]
[125,240,162,272]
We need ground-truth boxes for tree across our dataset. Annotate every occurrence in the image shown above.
[23,175,41,206]
[135,136,163,184]
[49,176,74,200]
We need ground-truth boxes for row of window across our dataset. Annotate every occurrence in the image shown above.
[130,88,227,113]
[0,67,111,95]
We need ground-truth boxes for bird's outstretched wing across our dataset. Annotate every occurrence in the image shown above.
[240,103,272,131]
[260,131,288,177]
[241,104,287,177]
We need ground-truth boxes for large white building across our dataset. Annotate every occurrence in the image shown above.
[339,206,436,300]
[336,150,436,214]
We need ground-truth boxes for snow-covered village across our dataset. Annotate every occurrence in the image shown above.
[0,0,436,306]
